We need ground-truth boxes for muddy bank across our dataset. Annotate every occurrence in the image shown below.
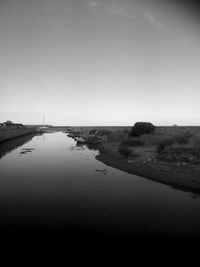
[96,149,200,195]
[66,127,200,195]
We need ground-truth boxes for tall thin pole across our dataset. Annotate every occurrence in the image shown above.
[43,114,45,127]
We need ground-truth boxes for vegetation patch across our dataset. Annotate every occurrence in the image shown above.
[158,145,200,164]
[130,122,155,137]
[85,136,101,150]
[96,130,111,136]
[121,138,144,147]
[157,138,175,153]
[118,146,132,158]
[89,129,97,135]
[157,133,200,164]
[175,133,192,145]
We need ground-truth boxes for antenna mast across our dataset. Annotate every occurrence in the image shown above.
[43,114,45,127]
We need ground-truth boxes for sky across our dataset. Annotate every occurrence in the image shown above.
[1,0,200,126]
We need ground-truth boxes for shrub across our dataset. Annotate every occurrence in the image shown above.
[175,133,191,145]
[121,138,144,147]
[157,138,175,153]
[89,129,97,135]
[130,122,155,137]
[118,146,132,158]
[191,137,200,148]
[107,132,125,143]
[85,136,101,150]
[86,136,101,144]
[96,130,111,136]
[86,143,99,150]
[191,146,200,158]
[158,146,200,164]
[157,133,192,154]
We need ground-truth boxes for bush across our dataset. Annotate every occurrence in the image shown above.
[118,146,132,158]
[85,136,101,150]
[130,122,155,137]
[158,146,200,164]
[175,133,191,145]
[157,138,175,153]
[89,129,97,135]
[157,133,192,154]
[107,132,125,143]
[86,136,101,144]
[121,138,144,147]
[96,130,111,136]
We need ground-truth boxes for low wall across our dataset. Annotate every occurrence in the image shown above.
[0,127,36,143]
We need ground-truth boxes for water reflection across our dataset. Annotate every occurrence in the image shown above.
[20,148,35,155]
[1,132,200,241]
[0,133,36,159]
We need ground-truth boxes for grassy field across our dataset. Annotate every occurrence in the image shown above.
[65,126,200,162]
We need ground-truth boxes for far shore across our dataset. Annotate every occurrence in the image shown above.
[65,126,200,195]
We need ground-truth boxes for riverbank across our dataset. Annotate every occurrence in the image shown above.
[0,126,37,143]
[96,148,200,195]
[66,126,200,195]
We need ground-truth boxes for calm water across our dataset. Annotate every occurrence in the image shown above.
[1,131,200,240]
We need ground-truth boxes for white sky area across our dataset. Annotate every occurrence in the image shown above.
[1,0,200,126]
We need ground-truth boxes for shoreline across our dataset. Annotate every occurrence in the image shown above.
[66,126,200,196]
[96,149,200,195]
[0,127,37,143]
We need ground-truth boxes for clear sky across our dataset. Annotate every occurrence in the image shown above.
[1,0,200,126]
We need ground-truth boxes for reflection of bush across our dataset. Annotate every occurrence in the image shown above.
[130,122,155,137]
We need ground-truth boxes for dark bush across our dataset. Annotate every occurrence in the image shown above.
[130,122,155,137]
[118,146,132,158]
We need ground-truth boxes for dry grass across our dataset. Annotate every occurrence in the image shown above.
[67,126,200,164]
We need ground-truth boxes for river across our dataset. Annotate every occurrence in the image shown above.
[1,131,200,240]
